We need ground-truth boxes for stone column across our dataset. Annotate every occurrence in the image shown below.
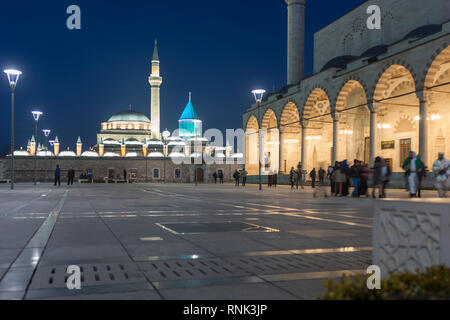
[369,104,377,168]
[301,120,307,170]
[286,0,307,85]
[332,113,340,164]
[419,95,429,167]
[278,128,283,173]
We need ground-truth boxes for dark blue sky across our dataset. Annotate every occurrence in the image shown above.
[0,0,366,153]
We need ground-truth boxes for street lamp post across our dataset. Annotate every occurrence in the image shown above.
[4,69,22,190]
[32,111,43,186]
[252,89,266,191]
[43,129,51,182]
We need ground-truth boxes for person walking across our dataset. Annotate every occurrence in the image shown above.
[432,152,450,198]
[297,163,304,189]
[402,151,424,197]
[54,165,61,186]
[241,169,248,187]
[380,159,391,198]
[67,168,75,186]
[290,167,296,189]
[318,167,325,186]
[213,171,218,184]
[273,170,278,188]
[341,160,350,196]
[310,168,317,188]
[218,171,224,184]
[372,157,383,198]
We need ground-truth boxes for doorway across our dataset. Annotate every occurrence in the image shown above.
[196,167,204,183]
[399,138,411,167]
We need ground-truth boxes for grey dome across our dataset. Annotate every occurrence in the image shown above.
[403,24,442,41]
[108,110,150,123]
[321,55,359,72]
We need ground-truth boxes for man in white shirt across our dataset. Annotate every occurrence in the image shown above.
[432,152,450,198]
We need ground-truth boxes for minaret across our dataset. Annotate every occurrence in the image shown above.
[149,39,162,140]
[54,136,60,156]
[76,137,82,156]
[286,0,307,85]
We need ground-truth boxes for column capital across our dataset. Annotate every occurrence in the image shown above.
[300,119,308,127]
[331,112,341,121]
[416,89,428,103]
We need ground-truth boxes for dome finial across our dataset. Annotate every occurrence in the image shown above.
[152,38,159,61]
[189,92,192,101]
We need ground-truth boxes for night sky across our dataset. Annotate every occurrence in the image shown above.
[0,0,366,154]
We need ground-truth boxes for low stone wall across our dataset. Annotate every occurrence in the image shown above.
[373,200,450,278]
[0,157,241,184]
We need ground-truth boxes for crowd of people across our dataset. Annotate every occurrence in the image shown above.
[50,151,450,197]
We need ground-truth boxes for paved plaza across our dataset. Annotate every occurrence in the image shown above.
[0,182,441,300]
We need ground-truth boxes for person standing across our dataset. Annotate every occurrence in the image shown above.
[241,169,248,187]
[332,162,346,196]
[402,151,424,198]
[350,160,361,197]
[123,169,127,183]
[213,171,218,184]
[416,154,427,198]
[54,165,61,186]
[432,152,450,198]
[318,167,325,186]
[360,163,370,197]
[233,170,240,187]
[290,167,296,189]
[328,164,335,194]
[218,171,224,184]
[67,168,75,186]
[310,168,316,188]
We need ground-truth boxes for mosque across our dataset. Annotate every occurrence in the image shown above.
[243,0,450,182]
[2,41,241,183]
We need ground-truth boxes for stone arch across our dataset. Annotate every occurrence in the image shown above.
[302,87,333,172]
[335,79,370,163]
[423,44,450,160]
[372,61,419,101]
[373,63,420,172]
[424,44,450,88]
[245,115,259,175]
[280,102,301,173]
[260,109,279,173]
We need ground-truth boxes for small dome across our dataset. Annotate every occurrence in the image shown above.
[81,151,99,157]
[169,152,185,158]
[146,140,164,146]
[125,139,143,145]
[58,150,77,157]
[103,152,120,157]
[360,45,388,58]
[403,24,442,41]
[148,152,165,158]
[108,110,150,123]
[103,139,121,145]
[321,55,359,72]
[37,150,54,157]
[125,152,140,157]
[14,150,30,156]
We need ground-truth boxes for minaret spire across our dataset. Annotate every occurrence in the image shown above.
[152,39,159,61]
[189,92,192,101]
[149,38,162,140]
